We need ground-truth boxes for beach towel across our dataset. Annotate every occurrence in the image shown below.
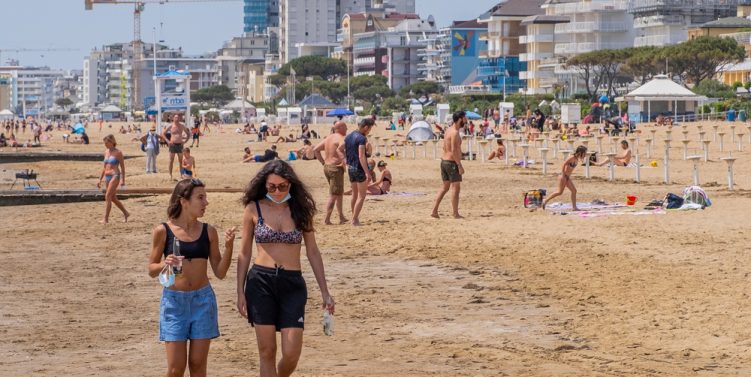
[386,192,426,197]
[545,201,626,212]
[576,208,665,218]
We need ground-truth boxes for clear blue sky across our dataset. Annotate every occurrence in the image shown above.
[0,0,499,70]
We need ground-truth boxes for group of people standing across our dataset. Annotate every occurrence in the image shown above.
[149,163,335,377]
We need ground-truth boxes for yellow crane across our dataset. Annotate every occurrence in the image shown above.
[84,0,240,110]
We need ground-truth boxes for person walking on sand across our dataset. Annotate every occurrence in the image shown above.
[543,145,587,211]
[236,160,335,377]
[339,118,374,226]
[314,120,348,225]
[431,111,466,219]
[163,113,191,180]
[97,134,130,224]
[148,179,236,377]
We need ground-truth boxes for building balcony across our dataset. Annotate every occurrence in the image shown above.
[479,31,502,41]
[555,21,630,34]
[354,57,376,66]
[477,66,500,77]
[552,0,628,15]
[520,70,554,80]
[520,34,554,44]
[354,71,375,77]
[519,52,553,62]
[554,42,628,55]
[448,85,497,95]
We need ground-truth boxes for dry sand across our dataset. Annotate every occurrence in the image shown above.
[1,121,751,376]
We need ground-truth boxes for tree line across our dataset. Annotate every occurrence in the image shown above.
[565,36,745,102]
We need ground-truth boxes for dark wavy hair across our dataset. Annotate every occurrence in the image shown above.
[168,179,205,219]
[241,160,317,232]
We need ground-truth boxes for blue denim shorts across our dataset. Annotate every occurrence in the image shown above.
[159,284,220,342]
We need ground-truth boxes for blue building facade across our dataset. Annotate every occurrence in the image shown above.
[449,21,488,86]
[243,0,279,33]
[476,57,526,95]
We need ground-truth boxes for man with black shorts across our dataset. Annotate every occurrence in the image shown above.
[162,113,190,180]
[339,118,373,226]
[431,111,466,219]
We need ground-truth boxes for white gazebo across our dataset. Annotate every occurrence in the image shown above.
[0,109,14,120]
[616,75,707,123]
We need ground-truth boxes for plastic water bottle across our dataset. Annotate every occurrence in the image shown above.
[322,309,333,336]
[173,238,183,276]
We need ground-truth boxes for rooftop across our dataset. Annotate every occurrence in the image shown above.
[701,17,751,29]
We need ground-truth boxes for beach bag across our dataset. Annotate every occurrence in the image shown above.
[683,186,711,208]
[664,193,684,209]
[288,151,297,161]
[524,189,546,208]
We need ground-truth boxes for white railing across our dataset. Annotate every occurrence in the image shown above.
[520,70,554,80]
[552,0,628,15]
[556,21,630,34]
[448,85,497,95]
[520,34,555,44]
[634,34,671,47]
[520,52,554,62]
[353,57,375,66]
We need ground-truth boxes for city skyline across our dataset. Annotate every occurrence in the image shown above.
[0,0,499,70]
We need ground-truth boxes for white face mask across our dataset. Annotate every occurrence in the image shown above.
[158,264,175,288]
[266,193,291,204]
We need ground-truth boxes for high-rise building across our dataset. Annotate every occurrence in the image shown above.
[337,0,416,27]
[279,0,338,63]
[519,15,568,95]
[0,65,65,117]
[244,0,280,33]
[628,0,739,47]
[418,20,489,93]
[351,16,438,90]
[477,0,544,95]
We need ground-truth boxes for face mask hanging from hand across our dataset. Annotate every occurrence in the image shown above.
[159,264,175,288]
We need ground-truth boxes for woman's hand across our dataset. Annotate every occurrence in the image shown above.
[225,226,237,246]
[164,254,184,266]
[237,293,248,318]
[96,180,102,189]
[322,294,335,315]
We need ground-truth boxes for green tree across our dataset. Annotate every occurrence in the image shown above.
[398,81,443,98]
[277,56,346,79]
[621,46,665,84]
[380,96,409,115]
[666,36,744,84]
[55,97,73,108]
[692,79,735,99]
[192,85,234,106]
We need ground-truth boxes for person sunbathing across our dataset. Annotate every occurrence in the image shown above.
[275,133,296,143]
[344,160,392,195]
[596,140,631,166]
[487,139,505,160]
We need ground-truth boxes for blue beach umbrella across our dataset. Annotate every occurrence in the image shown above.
[326,108,354,117]
[72,123,85,134]
[464,111,482,120]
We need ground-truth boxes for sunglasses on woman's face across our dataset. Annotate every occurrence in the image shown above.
[266,182,290,193]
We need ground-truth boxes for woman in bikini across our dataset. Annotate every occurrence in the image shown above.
[97,134,129,224]
[148,179,236,377]
[236,160,335,377]
[543,145,587,212]
[367,160,392,195]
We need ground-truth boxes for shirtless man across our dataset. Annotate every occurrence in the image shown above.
[314,121,348,225]
[162,113,190,180]
[597,140,631,167]
[431,111,466,219]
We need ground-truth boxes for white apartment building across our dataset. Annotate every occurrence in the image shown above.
[628,0,739,47]
[417,28,451,85]
[351,17,437,90]
[520,15,568,95]
[0,66,65,117]
[544,0,635,95]
[263,53,282,101]
[279,0,337,63]
[338,0,415,20]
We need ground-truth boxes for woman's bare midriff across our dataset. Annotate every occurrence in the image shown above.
[254,244,302,270]
[167,259,210,291]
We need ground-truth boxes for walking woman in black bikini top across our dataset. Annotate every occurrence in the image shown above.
[543,145,587,212]
[236,160,335,376]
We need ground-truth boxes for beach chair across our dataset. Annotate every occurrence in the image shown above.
[10,169,42,190]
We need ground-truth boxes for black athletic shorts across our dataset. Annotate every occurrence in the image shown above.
[245,264,307,331]
[348,166,367,183]
[440,160,462,182]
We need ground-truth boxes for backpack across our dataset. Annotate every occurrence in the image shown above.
[524,189,546,209]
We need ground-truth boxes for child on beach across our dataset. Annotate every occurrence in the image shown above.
[181,148,196,178]
[148,179,236,377]
[543,145,587,211]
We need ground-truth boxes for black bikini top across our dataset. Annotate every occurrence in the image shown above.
[162,222,210,260]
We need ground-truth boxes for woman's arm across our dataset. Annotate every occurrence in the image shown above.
[208,225,236,279]
[118,150,125,185]
[236,206,256,317]
[148,225,172,278]
[302,231,335,313]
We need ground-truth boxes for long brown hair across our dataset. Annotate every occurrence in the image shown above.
[241,160,316,232]
[167,179,205,219]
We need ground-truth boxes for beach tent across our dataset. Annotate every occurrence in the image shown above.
[616,75,707,122]
[406,121,435,141]
[72,123,86,134]
[0,109,14,120]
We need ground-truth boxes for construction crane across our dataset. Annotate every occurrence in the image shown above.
[84,0,240,110]
[0,48,80,66]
